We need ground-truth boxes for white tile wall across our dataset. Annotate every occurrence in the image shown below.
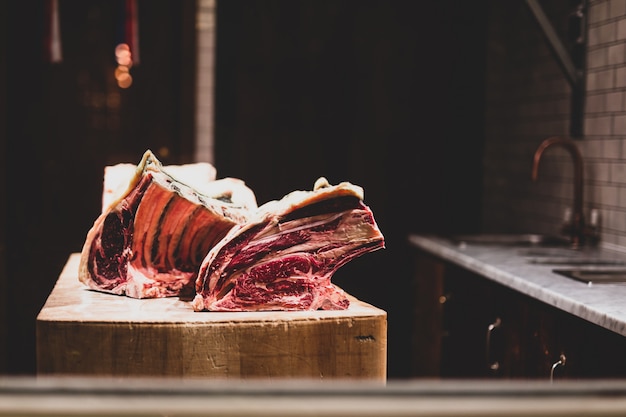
[194,0,216,164]
[483,0,626,250]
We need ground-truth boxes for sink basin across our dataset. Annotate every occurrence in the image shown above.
[519,248,626,266]
[553,268,626,285]
[521,247,580,256]
[450,233,570,247]
[450,234,626,267]
[527,257,626,266]
[520,247,581,259]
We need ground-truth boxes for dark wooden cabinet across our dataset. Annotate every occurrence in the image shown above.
[411,250,626,379]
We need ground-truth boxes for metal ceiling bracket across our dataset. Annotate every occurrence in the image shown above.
[525,0,587,138]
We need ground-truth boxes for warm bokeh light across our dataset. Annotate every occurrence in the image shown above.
[117,72,133,89]
[115,43,129,54]
[114,43,134,88]
[115,44,133,67]
[115,43,129,57]
[158,147,170,159]
[114,66,129,78]
[119,56,133,67]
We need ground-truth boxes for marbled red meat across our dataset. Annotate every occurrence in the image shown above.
[192,177,385,311]
[78,150,256,298]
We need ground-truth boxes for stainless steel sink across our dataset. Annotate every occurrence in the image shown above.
[519,248,626,266]
[527,257,626,266]
[449,234,626,267]
[450,233,570,247]
[520,247,581,259]
[553,268,626,285]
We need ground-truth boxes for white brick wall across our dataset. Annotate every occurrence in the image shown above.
[194,0,216,164]
[483,0,626,250]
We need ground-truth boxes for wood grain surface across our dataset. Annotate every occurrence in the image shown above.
[36,254,387,380]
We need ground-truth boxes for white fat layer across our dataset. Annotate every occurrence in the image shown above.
[125,264,192,298]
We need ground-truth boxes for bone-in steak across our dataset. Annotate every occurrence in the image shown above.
[192,177,385,311]
[78,150,255,298]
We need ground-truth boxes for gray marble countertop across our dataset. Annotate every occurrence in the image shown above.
[408,234,626,337]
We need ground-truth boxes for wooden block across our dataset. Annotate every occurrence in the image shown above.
[36,254,387,380]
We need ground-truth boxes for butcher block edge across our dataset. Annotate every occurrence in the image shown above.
[36,254,387,380]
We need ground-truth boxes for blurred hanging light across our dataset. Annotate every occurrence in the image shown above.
[115,43,133,67]
[115,43,133,88]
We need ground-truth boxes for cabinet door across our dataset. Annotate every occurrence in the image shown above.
[485,286,626,380]
[476,282,626,380]
[410,250,626,379]
[439,265,501,378]
[411,252,526,378]
[410,251,445,377]
[528,298,626,380]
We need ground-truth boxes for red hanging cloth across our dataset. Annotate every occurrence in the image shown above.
[124,0,140,65]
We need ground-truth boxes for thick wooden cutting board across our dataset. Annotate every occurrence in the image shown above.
[36,254,387,380]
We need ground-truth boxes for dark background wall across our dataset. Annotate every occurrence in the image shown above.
[3,0,197,375]
[2,0,487,379]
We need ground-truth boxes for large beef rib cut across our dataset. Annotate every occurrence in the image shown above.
[78,150,256,298]
[192,177,385,311]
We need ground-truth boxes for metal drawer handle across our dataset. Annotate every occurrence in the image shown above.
[486,317,502,372]
[550,354,567,382]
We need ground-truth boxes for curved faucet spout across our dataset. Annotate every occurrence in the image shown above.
[531,136,585,247]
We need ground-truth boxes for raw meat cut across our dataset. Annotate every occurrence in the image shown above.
[192,177,385,311]
[102,160,217,212]
[78,150,256,299]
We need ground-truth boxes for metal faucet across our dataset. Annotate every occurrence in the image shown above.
[531,136,586,248]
